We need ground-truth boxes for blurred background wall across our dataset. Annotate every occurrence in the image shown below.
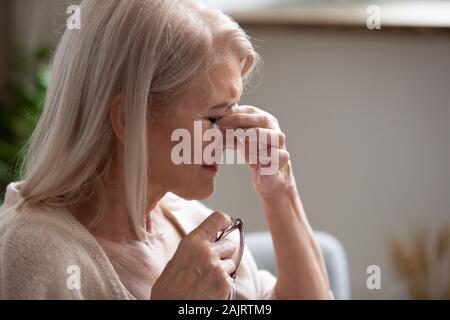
[1,0,449,299]
[204,27,450,299]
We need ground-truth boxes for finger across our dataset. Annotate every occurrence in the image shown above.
[228,105,257,114]
[242,128,286,148]
[241,106,280,128]
[211,239,237,259]
[237,135,285,165]
[218,259,237,275]
[277,149,290,169]
[246,147,287,169]
[193,211,232,241]
[228,105,275,117]
[252,149,291,176]
[248,147,277,167]
[222,128,285,152]
[223,104,280,129]
[217,113,274,129]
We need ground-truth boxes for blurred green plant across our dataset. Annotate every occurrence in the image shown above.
[0,47,51,201]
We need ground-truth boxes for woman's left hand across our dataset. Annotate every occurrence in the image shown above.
[217,105,333,300]
[216,105,295,198]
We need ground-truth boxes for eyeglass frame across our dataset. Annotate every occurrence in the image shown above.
[214,217,244,300]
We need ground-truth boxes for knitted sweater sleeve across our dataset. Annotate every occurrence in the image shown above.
[0,218,85,299]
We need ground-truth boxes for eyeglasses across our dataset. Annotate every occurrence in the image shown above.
[215,217,244,300]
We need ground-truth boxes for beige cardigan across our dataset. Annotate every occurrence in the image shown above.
[0,182,277,300]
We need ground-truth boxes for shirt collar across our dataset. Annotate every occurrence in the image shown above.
[160,192,206,236]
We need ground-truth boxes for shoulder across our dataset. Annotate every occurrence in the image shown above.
[0,207,106,299]
[0,182,81,257]
[1,205,83,253]
[1,206,75,253]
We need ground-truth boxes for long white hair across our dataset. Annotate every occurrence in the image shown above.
[17,0,261,240]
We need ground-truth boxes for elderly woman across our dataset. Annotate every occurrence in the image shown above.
[0,0,331,300]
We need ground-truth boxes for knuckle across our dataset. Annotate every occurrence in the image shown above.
[279,132,286,144]
[212,264,226,278]
[283,150,290,160]
[198,225,212,238]
[227,260,237,272]
[222,239,236,252]
[273,116,280,125]
[234,114,244,122]
[180,235,210,254]
[212,211,231,225]
[199,241,212,256]
[261,115,270,126]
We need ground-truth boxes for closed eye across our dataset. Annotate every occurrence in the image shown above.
[208,117,218,124]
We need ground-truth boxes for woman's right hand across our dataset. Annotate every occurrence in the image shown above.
[150,211,237,300]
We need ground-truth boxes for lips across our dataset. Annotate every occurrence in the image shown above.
[201,164,218,172]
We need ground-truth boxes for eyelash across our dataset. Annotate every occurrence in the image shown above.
[208,117,218,124]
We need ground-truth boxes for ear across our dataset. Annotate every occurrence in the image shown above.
[110,93,125,145]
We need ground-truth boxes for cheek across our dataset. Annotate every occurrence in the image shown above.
[147,119,202,182]
[148,129,171,169]
[153,119,214,163]
[147,114,217,193]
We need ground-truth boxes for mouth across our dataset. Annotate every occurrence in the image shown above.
[201,164,218,172]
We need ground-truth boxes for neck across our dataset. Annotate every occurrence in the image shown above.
[71,184,166,243]
[69,142,172,242]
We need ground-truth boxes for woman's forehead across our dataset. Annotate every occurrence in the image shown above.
[171,57,243,115]
[198,63,243,109]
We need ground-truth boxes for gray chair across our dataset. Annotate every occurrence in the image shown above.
[245,231,351,299]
